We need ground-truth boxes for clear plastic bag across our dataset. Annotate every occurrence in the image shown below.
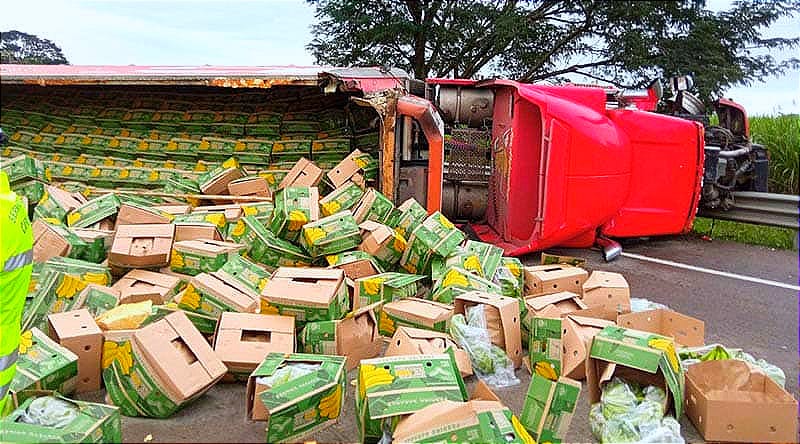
[630,298,670,312]
[600,377,638,418]
[19,396,79,428]
[678,343,786,387]
[638,417,685,443]
[449,306,519,387]
[256,363,321,387]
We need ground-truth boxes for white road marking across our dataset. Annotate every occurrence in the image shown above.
[620,252,800,291]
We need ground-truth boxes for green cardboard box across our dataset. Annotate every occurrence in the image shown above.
[430,247,484,282]
[493,256,525,299]
[431,266,501,304]
[217,253,271,294]
[10,328,78,407]
[403,211,465,260]
[356,351,468,443]
[519,374,581,443]
[175,272,259,321]
[1,154,43,184]
[74,284,120,317]
[170,239,245,276]
[197,157,245,195]
[464,240,504,278]
[268,186,320,242]
[261,267,349,325]
[239,201,274,222]
[32,219,91,263]
[66,193,121,228]
[228,216,311,270]
[298,302,383,370]
[587,325,686,417]
[352,188,394,224]
[300,210,361,257]
[379,297,453,337]
[324,250,384,281]
[358,220,407,267]
[319,181,365,217]
[354,272,425,309]
[246,353,346,443]
[0,395,121,443]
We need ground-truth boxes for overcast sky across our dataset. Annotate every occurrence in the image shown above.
[2,0,797,114]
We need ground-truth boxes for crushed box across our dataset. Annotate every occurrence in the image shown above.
[116,198,174,226]
[197,157,244,195]
[454,291,523,368]
[358,220,406,267]
[431,266,502,304]
[325,250,384,281]
[47,309,103,393]
[74,284,120,316]
[0,396,121,444]
[519,374,581,444]
[582,270,631,313]
[299,302,382,370]
[522,291,588,333]
[326,149,367,189]
[385,326,472,377]
[213,312,295,377]
[32,219,89,263]
[10,328,78,408]
[111,269,181,304]
[379,297,453,336]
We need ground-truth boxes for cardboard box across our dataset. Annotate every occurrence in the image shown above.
[10,328,78,407]
[358,220,406,267]
[193,204,244,222]
[464,240,504,278]
[47,309,103,392]
[431,266,502,304]
[239,201,274,222]
[33,184,85,221]
[197,158,245,195]
[523,264,588,296]
[116,199,174,226]
[111,269,181,304]
[352,188,395,224]
[429,248,484,282]
[540,252,586,267]
[356,352,468,443]
[268,186,320,242]
[61,192,116,228]
[228,176,270,198]
[32,219,89,263]
[454,291,523,368]
[586,325,685,417]
[390,197,427,239]
[246,354,346,442]
[685,360,798,443]
[582,270,631,313]
[174,222,224,243]
[319,181,364,216]
[228,215,311,270]
[380,297,453,336]
[260,267,349,325]
[278,157,324,189]
[299,302,382,370]
[325,250,383,281]
[109,224,175,270]
[213,313,294,376]
[400,212,465,275]
[176,272,260,320]
[530,308,616,380]
[354,272,426,309]
[0,396,121,443]
[72,227,114,263]
[217,253,271,295]
[171,239,244,276]
[385,326,473,377]
[617,308,704,347]
[153,204,192,215]
[74,284,120,316]
[519,374,581,443]
[393,400,533,444]
[299,210,361,257]
[326,149,367,189]
[522,291,588,333]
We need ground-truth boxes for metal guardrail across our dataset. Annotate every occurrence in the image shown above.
[699,191,799,230]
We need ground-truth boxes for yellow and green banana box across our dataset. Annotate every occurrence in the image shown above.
[228,216,311,271]
[352,188,394,225]
[66,193,120,228]
[260,267,349,326]
[354,272,425,310]
[319,181,365,217]
[268,186,320,243]
[247,353,346,443]
[430,247,484,282]
[378,297,453,337]
[10,328,78,408]
[1,154,43,184]
[0,395,121,443]
[170,239,245,276]
[356,351,468,443]
[431,266,501,304]
[519,374,581,444]
[299,210,361,258]
[217,253,271,295]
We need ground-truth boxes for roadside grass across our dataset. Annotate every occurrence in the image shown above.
[749,115,799,195]
[693,217,798,250]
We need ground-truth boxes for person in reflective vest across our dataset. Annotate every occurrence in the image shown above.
[0,171,33,416]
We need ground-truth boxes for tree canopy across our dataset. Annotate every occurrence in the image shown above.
[1,30,69,65]
[307,0,799,99]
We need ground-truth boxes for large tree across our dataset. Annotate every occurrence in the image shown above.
[307,0,799,99]
[1,30,68,65]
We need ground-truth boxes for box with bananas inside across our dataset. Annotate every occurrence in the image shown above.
[247,353,346,443]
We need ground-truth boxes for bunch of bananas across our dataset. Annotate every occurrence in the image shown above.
[358,364,394,399]
[378,311,396,335]
[535,360,558,381]
[647,338,681,372]
[318,385,342,419]
[700,345,731,361]
[56,274,88,299]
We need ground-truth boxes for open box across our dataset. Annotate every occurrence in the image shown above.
[523,264,588,296]
[108,224,174,270]
[582,270,631,313]
[112,269,181,304]
[299,302,382,370]
[385,326,473,377]
[261,267,349,325]
[522,291,587,333]
[454,291,522,368]
[213,312,294,377]
[617,308,704,347]
[685,359,798,442]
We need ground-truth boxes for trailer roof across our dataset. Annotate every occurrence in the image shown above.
[0,65,409,92]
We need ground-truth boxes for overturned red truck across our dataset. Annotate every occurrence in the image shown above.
[1,65,760,257]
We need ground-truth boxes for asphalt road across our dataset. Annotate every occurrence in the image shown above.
[80,235,799,443]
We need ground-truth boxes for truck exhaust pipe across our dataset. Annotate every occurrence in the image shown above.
[596,236,622,262]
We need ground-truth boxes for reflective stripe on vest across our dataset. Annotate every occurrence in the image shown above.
[2,249,32,273]
[0,351,17,373]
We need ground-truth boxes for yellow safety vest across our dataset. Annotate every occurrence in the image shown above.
[0,170,33,416]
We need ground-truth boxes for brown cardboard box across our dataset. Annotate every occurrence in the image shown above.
[191,272,260,313]
[260,267,348,322]
[47,309,103,393]
[44,184,86,213]
[558,308,617,379]
[278,157,323,189]
[300,302,383,370]
[617,308,704,347]
[381,298,453,333]
[193,204,244,221]
[154,204,192,215]
[74,284,120,313]
[174,223,223,242]
[199,168,244,196]
[32,219,71,262]
[454,291,522,368]
[525,291,588,319]
[213,313,294,375]
[685,360,798,443]
[392,400,516,444]
[228,176,271,198]
[581,270,631,313]
[116,203,172,226]
[332,258,381,281]
[524,264,588,296]
[386,326,472,377]
[326,149,365,189]
[358,220,404,265]
[109,224,174,269]
[133,311,227,401]
[111,269,180,304]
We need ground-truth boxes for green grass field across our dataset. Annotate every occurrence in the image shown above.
[692,114,798,250]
